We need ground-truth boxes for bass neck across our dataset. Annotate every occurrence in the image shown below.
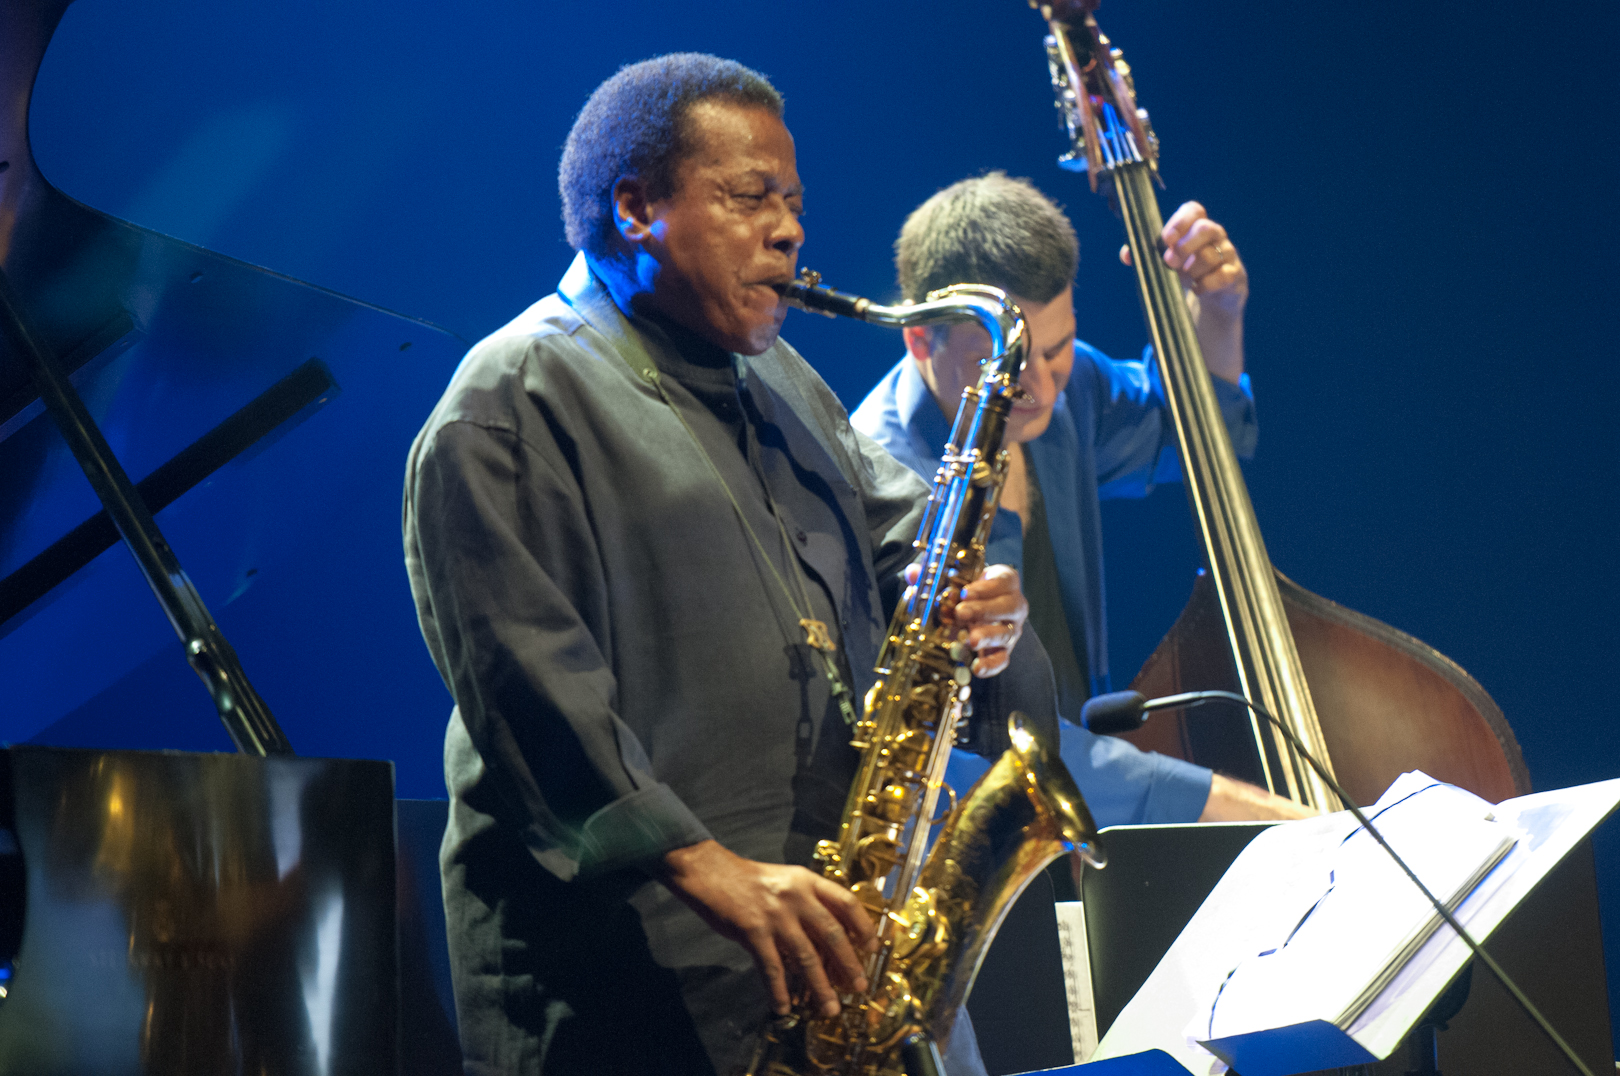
[1113,161,1337,808]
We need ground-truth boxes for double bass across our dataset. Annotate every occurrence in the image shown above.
[1031,0,1529,808]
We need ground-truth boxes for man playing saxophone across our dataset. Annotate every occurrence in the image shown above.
[854,173,1310,825]
[405,55,1034,1076]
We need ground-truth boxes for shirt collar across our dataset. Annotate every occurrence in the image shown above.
[896,357,953,458]
[557,253,853,503]
[558,252,714,387]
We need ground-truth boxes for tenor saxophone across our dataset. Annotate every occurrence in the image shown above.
[749,272,1107,1076]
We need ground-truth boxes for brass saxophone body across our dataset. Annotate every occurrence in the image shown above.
[750,272,1107,1076]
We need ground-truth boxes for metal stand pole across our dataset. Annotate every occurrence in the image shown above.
[0,267,291,756]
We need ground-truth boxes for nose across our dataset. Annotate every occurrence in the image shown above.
[769,202,804,258]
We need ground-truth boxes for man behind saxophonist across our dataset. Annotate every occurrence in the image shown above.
[405,55,1035,1076]
[853,173,1310,825]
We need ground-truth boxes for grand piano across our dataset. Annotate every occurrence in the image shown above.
[0,1,465,1070]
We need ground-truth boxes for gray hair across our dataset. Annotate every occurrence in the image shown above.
[560,53,783,260]
[895,172,1078,304]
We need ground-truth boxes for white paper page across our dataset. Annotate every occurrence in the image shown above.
[1194,773,1516,1044]
[1346,777,1620,1059]
[1091,814,1358,1076]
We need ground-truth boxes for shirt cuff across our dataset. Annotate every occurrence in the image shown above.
[1213,373,1258,457]
[573,783,713,879]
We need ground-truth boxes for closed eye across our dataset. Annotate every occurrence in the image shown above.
[1044,333,1076,361]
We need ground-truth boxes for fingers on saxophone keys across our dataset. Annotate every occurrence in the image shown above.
[971,647,1011,678]
[753,930,794,1016]
[781,926,842,1018]
[966,619,1021,652]
[811,886,874,991]
[818,874,876,938]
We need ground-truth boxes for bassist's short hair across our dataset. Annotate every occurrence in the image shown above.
[897,172,1078,304]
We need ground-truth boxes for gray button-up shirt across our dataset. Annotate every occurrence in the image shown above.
[406,253,933,883]
[404,254,962,1073]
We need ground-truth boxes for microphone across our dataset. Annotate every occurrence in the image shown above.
[1078,687,1595,1076]
[1078,690,1148,734]
[1080,688,1253,737]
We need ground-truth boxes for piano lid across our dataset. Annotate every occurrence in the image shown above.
[0,0,467,765]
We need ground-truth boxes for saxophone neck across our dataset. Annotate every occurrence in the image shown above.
[777,270,1029,389]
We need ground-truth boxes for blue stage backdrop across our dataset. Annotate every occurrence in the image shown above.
[9,0,1619,1049]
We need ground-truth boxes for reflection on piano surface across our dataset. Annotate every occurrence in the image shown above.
[0,748,396,1075]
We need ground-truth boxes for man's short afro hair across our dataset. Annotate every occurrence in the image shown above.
[560,53,783,260]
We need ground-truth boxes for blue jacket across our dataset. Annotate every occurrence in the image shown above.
[852,343,1259,825]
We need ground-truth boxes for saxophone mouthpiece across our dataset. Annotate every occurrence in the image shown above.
[777,269,871,321]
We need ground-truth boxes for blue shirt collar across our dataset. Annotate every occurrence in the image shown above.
[896,357,952,460]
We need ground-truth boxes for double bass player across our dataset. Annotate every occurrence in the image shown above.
[854,172,1311,825]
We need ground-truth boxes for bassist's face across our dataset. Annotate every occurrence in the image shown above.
[912,285,1076,444]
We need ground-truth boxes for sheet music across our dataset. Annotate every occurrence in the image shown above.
[1055,900,1100,1063]
[1192,773,1517,1045]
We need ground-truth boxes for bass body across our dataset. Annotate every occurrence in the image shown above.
[1128,570,1529,806]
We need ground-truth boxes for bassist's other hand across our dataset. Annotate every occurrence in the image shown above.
[1198,773,1319,822]
[1119,200,1248,315]
[950,564,1027,678]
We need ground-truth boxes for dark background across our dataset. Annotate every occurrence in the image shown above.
[8,0,1618,1053]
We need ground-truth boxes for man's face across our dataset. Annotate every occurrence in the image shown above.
[916,286,1077,444]
[639,101,805,355]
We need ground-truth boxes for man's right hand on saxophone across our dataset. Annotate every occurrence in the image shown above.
[653,562,1032,1025]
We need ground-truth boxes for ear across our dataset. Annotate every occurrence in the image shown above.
[612,176,657,246]
[902,325,935,365]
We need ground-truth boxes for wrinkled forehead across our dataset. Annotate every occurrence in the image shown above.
[679,101,800,184]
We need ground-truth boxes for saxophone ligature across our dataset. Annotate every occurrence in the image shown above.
[750,271,1106,1076]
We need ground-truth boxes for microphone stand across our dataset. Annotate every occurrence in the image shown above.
[1091,690,1595,1076]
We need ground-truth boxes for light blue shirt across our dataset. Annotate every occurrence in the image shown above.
[852,343,1259,825]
